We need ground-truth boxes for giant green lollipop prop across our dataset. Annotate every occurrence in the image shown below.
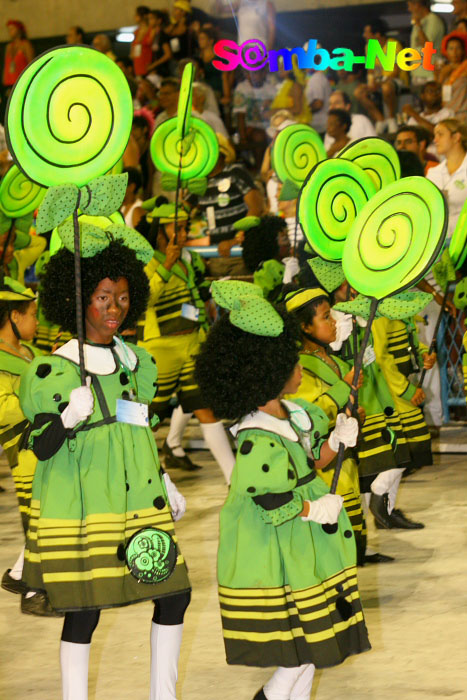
[449,196,467,270]
[339,137,400,191]
[6,46,132,188]
[6,46,133,385]
[272,124,326,187]
[326,177,448,499]
[0,165,46,218]
[298,159,376,261]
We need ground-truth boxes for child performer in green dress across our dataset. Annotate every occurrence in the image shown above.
[195,281,370,700]
[19,232,190,700]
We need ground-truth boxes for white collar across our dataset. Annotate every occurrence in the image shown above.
[230,400,312,442]
[54,337,137,375]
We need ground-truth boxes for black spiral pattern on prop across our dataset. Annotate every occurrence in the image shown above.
[342,177,448,299]
[297,159,376,261]
[338,137,400,191]
[273,124,327,186]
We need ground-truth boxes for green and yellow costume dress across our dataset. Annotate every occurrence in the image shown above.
[372,317,432,469]
[286,353,366,561]
[19,337,190,612]
[218,399,370,668]
[0,342,41,533]
[139,248,209,419]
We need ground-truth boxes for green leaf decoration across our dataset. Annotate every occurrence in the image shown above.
[161,173,179,191]
[432,248,456,292]
[308,258,345,292]
[233,216,261,232]
[211,280,283,337]
[379,292,432,320]
[186,178,208,195]
[278,178,300,201]
[36,184,78,233]
[57,217,154,264]
[334,295,373,319]
[15,212,34,235]
[80,173,128,217]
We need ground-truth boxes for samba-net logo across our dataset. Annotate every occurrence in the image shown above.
[212,38,437,73]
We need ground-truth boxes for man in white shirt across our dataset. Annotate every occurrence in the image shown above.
[408,0,445,87]
[323,91,376,151]
[192,82,229,138]
[305,70,331,137]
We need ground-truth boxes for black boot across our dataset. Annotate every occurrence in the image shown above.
[161,440,202,471]
[369,493,394,529]
[364,552,395,564]
[387,508,425,529]
[253,690,267,700]
[1,569,29,595]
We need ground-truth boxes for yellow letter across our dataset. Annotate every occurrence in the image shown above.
[396,48,421,72]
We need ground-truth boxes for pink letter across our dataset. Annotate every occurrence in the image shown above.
[213,40,241,71]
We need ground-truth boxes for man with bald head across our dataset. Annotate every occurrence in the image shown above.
[323,90,376,151]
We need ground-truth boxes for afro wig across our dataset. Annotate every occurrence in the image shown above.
[195,308,300,421]
[242,215,287,273]
[39,240,149,334]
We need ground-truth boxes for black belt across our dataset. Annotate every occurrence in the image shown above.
[296,471,316,487]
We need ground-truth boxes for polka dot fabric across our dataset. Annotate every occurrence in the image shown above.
[211,280,284,337]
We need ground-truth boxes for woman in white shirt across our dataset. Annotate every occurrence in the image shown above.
[427,118,467,239]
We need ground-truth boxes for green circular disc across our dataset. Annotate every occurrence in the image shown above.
[125,527,177,584]
[338,137,400,191]
[49,211,124,256]
[449,196,467,269]
[343,177,448,299]
[298,159,377,261]
[6,45,133,188]
[0,165,46,218]
[150,115,219,180]
[272,124,327,186]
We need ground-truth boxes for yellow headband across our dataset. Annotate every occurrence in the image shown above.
[285,287,328,313]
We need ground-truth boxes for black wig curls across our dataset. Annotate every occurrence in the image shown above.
[242,215,287,273]
[195,308,301,421]
[39,240,149,334]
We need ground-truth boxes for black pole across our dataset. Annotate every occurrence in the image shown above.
[73,209,85,386]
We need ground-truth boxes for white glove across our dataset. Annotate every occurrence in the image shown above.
[301,494,344,524]
[61,376,94,429]
[328,413,359,452]
[329,311,353,351]
[362,344,376,367]
[282,257,300,284]
[163,473,186,522]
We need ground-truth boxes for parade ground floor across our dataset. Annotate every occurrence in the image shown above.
[0,423,466,700]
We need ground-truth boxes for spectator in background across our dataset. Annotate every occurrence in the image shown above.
[324,90,375,151]
[438,31,467,122]
[453,0,467,22]
[354,19,408,134]
[333,69,365,113]
[237,0,276,51]
[428,119,467,238]
[197,27,230,106]
[153,77,180,129]
[407,1,445,89]
[304,55,332,138]
[92,34,116,61]
[394,125,437,174]
[233,67,276,170]
[166,1,197,64]
[66,26,85,45]
[131,5,154,77]
[146,10,172,78]
[325,109,352,157]
[2,20,34,94]
[455,18,467,33]
[270,58,310,124]
[120,167,145,228]
[192,82,229,138]
[188,134,263,275]
[403,80,454,134]
[131,114,156,199]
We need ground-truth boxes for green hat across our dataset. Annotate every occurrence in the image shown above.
[285,287,328,313]
[0,276,36,302]
[211,280,284,337]
[308,258,346,293]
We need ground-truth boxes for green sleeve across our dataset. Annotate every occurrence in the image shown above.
[400,382,417,402]
[231,432,303,526]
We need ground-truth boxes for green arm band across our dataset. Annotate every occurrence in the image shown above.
[155,263,172,282]
[325,380,351,410]
[400,382,417,401]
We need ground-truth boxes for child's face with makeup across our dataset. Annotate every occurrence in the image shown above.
[303,300,337,345]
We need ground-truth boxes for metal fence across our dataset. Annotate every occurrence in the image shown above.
[439,308,466,421]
